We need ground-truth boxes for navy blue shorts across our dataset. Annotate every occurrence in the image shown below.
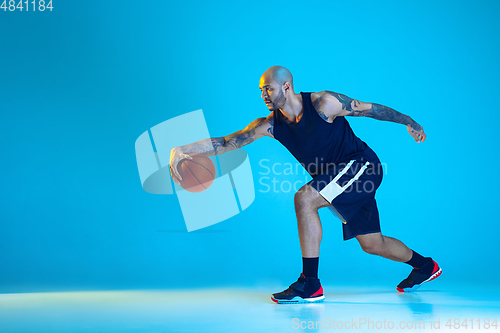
[307,157,384,241]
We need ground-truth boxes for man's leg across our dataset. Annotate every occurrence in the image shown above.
[356,232,442,292]
[294,184,331,258]
[355,232,412,262]
[271,184,330,304]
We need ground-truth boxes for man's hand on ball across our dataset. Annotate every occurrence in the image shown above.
[169,147,193,185]
[407,124,426,143]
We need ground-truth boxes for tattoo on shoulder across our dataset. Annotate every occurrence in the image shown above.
[313,95,328,121]
[325,91,368,116]
[313,91,346,123]
[267,117,274,136]
[325,91,353,110]
[317,110,329,121]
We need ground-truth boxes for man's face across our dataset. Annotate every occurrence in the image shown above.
[259,77,286,111]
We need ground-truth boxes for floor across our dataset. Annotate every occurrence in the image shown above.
[0,283,499,332]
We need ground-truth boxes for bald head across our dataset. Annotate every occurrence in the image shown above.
[261,65,294,89]
[259,66,295,111]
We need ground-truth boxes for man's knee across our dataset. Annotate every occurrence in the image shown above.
[360,243,383,255]
[357,234,385,255]
[294,185,329,210]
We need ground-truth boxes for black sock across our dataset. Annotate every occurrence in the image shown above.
[405,250,432,270]
[302,257,319,278]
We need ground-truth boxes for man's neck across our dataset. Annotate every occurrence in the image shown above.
[280,92,303,123]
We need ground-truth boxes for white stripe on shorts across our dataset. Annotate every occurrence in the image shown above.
[319,160,371,202]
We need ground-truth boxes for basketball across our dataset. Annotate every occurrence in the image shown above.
[177,153,216,193]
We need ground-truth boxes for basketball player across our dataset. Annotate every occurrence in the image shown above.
[169,65,441,304]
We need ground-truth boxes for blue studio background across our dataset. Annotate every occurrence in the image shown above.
[1,0,499,292]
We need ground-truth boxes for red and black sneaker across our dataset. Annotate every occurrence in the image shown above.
[271,273,324,304]
[397,259,442,292]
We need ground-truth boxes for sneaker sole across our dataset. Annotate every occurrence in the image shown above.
[396,267,442,292]
[271,295,325,304]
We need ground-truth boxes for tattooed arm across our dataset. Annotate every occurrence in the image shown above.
[169,114,274,183]
[315,91,426,143]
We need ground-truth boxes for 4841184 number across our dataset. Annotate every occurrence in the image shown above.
[1,0,53,11]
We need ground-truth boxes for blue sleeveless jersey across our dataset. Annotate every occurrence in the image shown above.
[272,92,380,177]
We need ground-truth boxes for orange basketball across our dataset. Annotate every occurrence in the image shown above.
[178,154,216,193]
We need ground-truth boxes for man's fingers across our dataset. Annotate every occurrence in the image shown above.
[171,169,180,182]
[170,164,182,181]
[419,132,426,143]
[408,127,425,143]
[174,163,183,180]
[416,133,423,143]
[169,165,175,180]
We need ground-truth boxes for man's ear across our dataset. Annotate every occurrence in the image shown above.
[283,81,290,92]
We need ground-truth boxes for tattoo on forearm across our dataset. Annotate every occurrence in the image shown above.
[223,130,256,150]
[180,117,271,156]
[179,138,222,157]
[370,104,421,130]
[210,138,225,155]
